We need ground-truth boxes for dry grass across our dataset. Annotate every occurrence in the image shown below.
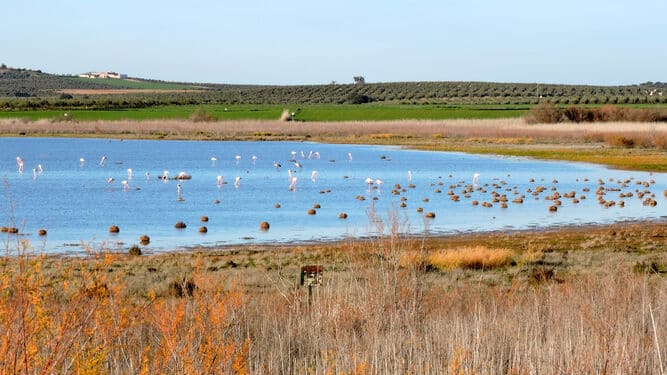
[427,246,514,270]
[1,220,666,373]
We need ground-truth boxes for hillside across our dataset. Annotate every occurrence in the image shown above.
[0,65,665,108]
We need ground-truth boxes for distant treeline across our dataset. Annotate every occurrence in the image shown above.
[1,66,666,109]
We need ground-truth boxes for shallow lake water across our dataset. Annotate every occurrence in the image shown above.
[0,138,665,254]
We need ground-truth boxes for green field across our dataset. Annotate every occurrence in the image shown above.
[67,77,204,90]
[0,104,530,122]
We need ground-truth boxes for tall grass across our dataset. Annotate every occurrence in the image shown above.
[1,224,665,373]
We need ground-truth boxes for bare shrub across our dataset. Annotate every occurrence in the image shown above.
[524,102,562,124]
[189,108,217,122]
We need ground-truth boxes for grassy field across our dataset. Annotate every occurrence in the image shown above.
[0,104,529,122]
[1,221,665,373]
[67,77,204,90]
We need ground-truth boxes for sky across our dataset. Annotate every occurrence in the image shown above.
[2,0,665,85]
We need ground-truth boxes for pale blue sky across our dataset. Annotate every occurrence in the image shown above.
[2,0,665,85]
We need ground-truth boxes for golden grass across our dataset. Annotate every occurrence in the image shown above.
[401,246,514,271]
[427,246,514,270]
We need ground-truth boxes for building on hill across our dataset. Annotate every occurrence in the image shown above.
[79,71,127,79]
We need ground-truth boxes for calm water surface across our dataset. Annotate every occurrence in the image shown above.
[0,138,665,254]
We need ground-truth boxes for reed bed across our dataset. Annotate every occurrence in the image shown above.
[1,118,666,146]
[1,228,665,374]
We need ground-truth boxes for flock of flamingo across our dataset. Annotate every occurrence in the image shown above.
[6,148,666,244]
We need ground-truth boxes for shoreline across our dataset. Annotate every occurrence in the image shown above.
[1,117,666,172]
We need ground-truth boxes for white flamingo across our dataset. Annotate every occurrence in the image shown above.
[407,170,413,183]
[145,172,151,180]
[234,176,241,189]
[211,156,217,166]
[308,151,314,159]
[289,176,298,191]
[99,155,107,166]
[348,152,353,161]
[127,168,133,180]
[314,151,320,159]
[121,180,129,191]
[176,183,183,199]
[79,157,85,167]
[37,164,43,174]
[473,173,480,186]
[251,155,258,164]
[235,155,241,164]
[32,168,37,179]
[217,175,224,186]
[311,170,318,183]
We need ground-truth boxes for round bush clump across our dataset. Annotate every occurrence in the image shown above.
[129,245,142,256]
[425,212,436,219]
[198,226,208,233]
[338,213,348,219]
[260,221,270,230]
[38,229,47,236]
[307,209,317,215]
[174,221,187,229]
[140,235,150,245]
[200,216,209,222]
[109,225,120,233]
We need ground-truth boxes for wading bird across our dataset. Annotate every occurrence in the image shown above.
[234,176,241,189]
[99,156,107,166]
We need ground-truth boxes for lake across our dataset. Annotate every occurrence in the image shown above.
[0,138,664,254]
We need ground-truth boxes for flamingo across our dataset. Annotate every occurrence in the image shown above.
[289,176,298,191]
[17,157,24,174]
[211,157,217,166]
[251,155,258,164]
[32,168,37,179]
[234,176,241,189]
[348,152,353,161]
[127,168,133,180]
[217,175,224,186]
[37,164,43,174]
[365,177,374,186]
[300,151,305,159]
[121,180,129,191]
[99,155,107,166]
[176,183,183,197]
[473,173,480,186]
[308,151,314,159]
[235,155,241,164]
[314,151,320,159]
[145,172,150,180]
[294,161,303,169]
[311,171,318,183]
[407,170,413,183]
[79,157,85,167]
[107,177,115,184]
[162,170,170,181]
